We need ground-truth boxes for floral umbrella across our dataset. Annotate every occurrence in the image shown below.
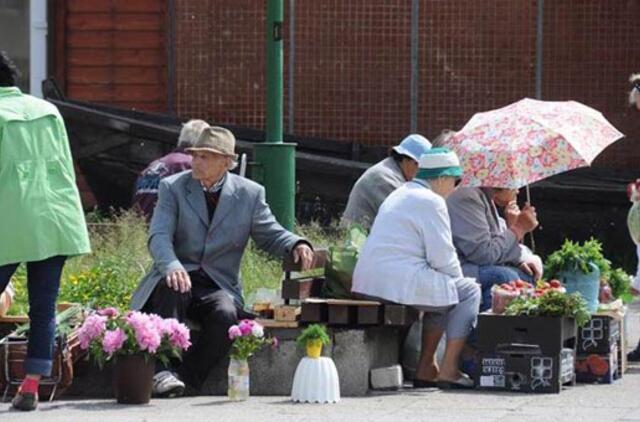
[446,98,625,189]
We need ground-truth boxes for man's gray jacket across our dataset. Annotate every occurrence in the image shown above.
[130,171,306,310]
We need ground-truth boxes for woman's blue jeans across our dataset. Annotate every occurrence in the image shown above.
[0,255,66,376]
[477,265,534,312]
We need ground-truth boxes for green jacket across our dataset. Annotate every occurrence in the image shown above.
[0,87,90,266]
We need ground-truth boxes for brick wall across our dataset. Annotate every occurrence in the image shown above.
[153,1,640,168]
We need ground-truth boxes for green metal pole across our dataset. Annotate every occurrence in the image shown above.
[253,0,296,231]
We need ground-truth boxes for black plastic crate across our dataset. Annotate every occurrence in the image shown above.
[478,313,577,355]
[476,344,575,394]
[576,343,619,384]
[577,315,620,355]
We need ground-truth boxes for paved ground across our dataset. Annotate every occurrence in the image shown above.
[2,303,640,422]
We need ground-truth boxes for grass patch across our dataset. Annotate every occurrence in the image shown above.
[7,211,342,315]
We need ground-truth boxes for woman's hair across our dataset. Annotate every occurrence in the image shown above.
[390,149,411,163]
[0,51,19,87]
[431,129,456,148]
[177,119,210,148]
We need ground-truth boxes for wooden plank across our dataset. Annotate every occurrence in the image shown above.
[301,301,327,323]
[281,277,323,300]
[274,305,301,322]
[326,299,380,306]
[328,304,356,325]
[68,84,165,102]
[68,0,162,13]
[68,67,164,85]
[68,13,163,31]
[283,248,328,272]
[67,31,164,49]
[357,305,382,325]
[68,48,164,66]
[255,319,298,329]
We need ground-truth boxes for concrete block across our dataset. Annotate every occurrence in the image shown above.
[370,365,403,390]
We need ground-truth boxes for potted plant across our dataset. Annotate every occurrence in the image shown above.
[78,307,191,404]
[296,324,330,358]
[544,239,609,312]
[227,319,277,401]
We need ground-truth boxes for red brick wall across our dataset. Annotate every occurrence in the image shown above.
[161,1,640,168]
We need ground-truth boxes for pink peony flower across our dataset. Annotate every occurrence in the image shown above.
[238,320,253,336]
[164,318,191,350]
[102,328,127,355]
[78,314,108,349]
[97,307,119,319]
[228,325,242,340]
[126,311,161,353]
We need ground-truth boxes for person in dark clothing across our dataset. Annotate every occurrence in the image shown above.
[132,119,210,220]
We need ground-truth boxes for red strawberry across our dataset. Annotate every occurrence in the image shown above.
[549,280,562,288]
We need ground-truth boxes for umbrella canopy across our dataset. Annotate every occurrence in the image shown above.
[446,98,624,189]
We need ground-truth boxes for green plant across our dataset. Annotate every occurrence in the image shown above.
[607,267,634,304]
[296,324,331,347]
[505,290,591,327]
[544,238,610,279]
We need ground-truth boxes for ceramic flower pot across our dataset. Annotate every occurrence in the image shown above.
[228,358,250,401]
[306,339,323,358]
[112,354,155,404]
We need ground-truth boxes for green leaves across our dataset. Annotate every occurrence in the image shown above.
[544,238,610,279]
[296,324,330,347]
[505,290,591,327]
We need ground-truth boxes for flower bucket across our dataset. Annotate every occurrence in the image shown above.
[112,354,155,404]
[306,339,323,358]
[558,263,600,313]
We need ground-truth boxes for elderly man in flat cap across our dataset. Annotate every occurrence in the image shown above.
[131,126,314,397]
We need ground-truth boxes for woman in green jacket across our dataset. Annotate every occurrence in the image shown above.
[0,52,90,411]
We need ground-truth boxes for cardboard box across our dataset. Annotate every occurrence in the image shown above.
[577,315,620,354]
[477,313,577,355]
[575,343,618,384]
[476,346,575,394]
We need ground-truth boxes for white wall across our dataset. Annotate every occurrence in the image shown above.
[30,0,47,97]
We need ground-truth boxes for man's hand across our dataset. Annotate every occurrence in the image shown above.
[510,203,538,240]
[293,244,315,271]
[166,269,192,293]
[519,256,543,281]
[504,200,520,228]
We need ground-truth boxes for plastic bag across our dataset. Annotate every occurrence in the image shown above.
[322,224,368,299]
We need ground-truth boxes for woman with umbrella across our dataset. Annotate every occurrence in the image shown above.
[444,98,624,312]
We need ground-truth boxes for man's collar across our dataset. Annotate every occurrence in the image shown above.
[201,172,227,193]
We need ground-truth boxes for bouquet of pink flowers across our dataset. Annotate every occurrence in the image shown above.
[78,307,191,368]
[228,319,277,361]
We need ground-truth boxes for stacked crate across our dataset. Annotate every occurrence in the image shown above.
[475,313,577,394]
[575,315,621,384]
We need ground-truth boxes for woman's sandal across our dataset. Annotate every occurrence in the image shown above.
[436,373,474,390]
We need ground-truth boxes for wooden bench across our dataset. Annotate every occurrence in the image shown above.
[278,248,418,327]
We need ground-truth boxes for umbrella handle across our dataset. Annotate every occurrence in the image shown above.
[525,185,536,252]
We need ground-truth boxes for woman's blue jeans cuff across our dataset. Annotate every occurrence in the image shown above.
[24,357,53,376]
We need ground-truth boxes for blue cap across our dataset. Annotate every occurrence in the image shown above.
[392,134,432,162]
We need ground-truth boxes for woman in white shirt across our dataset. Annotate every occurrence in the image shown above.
[352,148,480,389]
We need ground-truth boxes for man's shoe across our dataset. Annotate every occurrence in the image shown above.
[152,371,185,398]
[11,391,38,411]
[627,348,640,362]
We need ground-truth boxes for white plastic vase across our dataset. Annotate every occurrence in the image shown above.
[291,357,340,403]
